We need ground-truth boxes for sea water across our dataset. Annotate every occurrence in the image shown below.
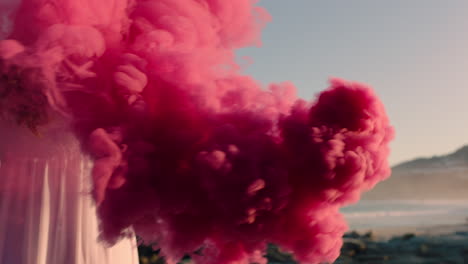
[341,200,468,230]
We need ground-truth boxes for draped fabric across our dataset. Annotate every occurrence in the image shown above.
[0,120,139,264]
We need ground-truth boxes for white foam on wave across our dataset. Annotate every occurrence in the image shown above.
[352,200,468,206]
[342,200,468,229]
[343,209,450,219]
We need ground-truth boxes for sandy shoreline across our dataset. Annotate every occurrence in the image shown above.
[267,223,468,263]
[333,223,468,264]
[351,222,468,240]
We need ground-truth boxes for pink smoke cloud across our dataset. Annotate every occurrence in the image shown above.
[0,0,394,263]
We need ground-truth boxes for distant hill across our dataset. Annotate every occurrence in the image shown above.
[363,145,468,200]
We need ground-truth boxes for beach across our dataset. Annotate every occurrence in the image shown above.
[329,200,468,263]
[267,200,468,263]
[262,223,468,264]
[138,200,468,263]
[137,224,468,264]
[333,223,468,264]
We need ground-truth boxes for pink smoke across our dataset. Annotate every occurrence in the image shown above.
[0,0,394,263]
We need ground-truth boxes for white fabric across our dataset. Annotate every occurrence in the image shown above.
[0,120,139,264]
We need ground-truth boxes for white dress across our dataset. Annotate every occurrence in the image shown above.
[0,119,139,264]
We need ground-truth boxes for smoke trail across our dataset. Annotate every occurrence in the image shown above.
[0,0,394,263]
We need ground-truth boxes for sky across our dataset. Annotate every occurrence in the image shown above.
[237,0,468,166]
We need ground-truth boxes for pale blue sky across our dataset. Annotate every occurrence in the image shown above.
[238,0,468,165]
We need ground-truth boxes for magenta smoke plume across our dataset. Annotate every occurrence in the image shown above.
[0,0,394,263]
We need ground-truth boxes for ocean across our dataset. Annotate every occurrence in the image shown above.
[341,200,468,230]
